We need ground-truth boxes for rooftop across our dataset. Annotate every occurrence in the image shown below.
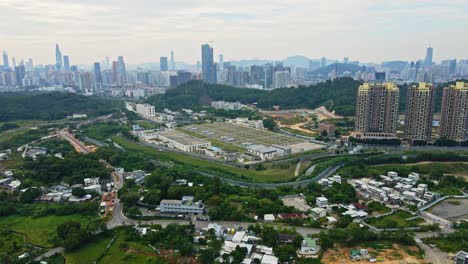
[158,129,209,146]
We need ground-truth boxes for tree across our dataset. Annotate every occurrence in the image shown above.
[274,245,297,262]
[20,188,41,203]
[72,187,86,198]
[260,226,279,247]
[263,118,277,131]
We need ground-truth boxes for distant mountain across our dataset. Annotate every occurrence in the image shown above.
[311,63,363,76]
[229,59,273,68]
[282,55,312,68]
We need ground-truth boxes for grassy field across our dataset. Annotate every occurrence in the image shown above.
[135,120,160,129]
[80,122,123,141]
[65,232,164,264]
[0,214,94,247]
[184,122,303,147]
[281,127,317,137]
[0,226,27,258]
[111,135,300,182]
[367,210,423,229]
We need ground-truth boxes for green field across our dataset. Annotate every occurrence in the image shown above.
[65,232,165,264]
[135,120,160,129]
[112,135,302,182]
[81,122,124,141]
[367,210,423,229]
[0,214,94,247]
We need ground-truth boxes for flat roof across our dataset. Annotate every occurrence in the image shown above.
[158,129,209,146]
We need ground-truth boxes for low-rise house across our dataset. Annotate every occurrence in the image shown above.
[455,251,468,264]
[264,214,276,222]
[316,197,328,208]
[311,207,327,219]
[298,237,320,257]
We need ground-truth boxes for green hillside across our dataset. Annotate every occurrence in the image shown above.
[0,92,121,121]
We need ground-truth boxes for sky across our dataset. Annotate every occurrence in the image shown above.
[1,0,467,65]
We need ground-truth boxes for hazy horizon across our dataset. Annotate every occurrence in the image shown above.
[1,0,467,65]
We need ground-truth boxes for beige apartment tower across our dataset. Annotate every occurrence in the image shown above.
[355,83,400,139]
[404,83,435,141]
[440,82,468,142]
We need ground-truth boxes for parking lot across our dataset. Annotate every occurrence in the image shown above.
[429,199,468,223]
[183,122,322,153]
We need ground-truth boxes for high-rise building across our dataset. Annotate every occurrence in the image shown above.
[355,83,400,139]
[111,61,119,84]
[201,44,216,83]
[2,51,9,68]
[219,54,224,71]
[440,82,468,142]
[404,83,435,141]
[320,57,327,68]
[63,55,70,71]
[424,47,433,69]
[343,57,349,64]
[273,71,291,89]
[160,57,168,71]
[55,44,63,71]
[105,56,110,68]
[15,64,26,87]
[93,62,102,86]
[448,59,457,75]
[79,72,93,91]
[170,50,175,70]
[117,56,126,84]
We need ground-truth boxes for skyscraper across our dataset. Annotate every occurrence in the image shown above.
[15,64,26,87]
[55,44,63,71]
[2,51,9,68]
[440,82,468,142]
[160,57,168,71]
[320,57,327,68]
[170,50,175,70]
[79,72,93,91]
[117,56,126,84]
[111,61,119,84]
[219,54,224,71]
[93,62,102,86]
[424,47,433,69]
[201,44,216,84]
[63,55,70,71]
[355,83,400,139]
[404,83,435,141]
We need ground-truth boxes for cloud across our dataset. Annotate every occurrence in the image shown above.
[0,0,467,64]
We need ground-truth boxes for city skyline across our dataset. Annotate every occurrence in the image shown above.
[1,0,468,65]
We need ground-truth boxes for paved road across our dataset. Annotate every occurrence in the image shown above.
[34,247,64,261]
[58,129,90,153]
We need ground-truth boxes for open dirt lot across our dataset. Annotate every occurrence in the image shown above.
[322,244,427,264]
[429,199,468,223]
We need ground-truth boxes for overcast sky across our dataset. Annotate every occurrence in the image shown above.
[1,0,467,65]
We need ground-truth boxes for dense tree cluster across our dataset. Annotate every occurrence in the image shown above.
[21,153,111,185]
[147,78,362,115]
[0,92,121,121]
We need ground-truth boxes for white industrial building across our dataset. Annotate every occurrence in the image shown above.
[159,196,205,215]
[136,103,156,118]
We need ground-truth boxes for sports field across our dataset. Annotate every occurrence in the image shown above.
[182,122,322,153]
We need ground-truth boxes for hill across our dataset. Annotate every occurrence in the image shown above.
[147,78,362,116]
[0,92,121,121]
